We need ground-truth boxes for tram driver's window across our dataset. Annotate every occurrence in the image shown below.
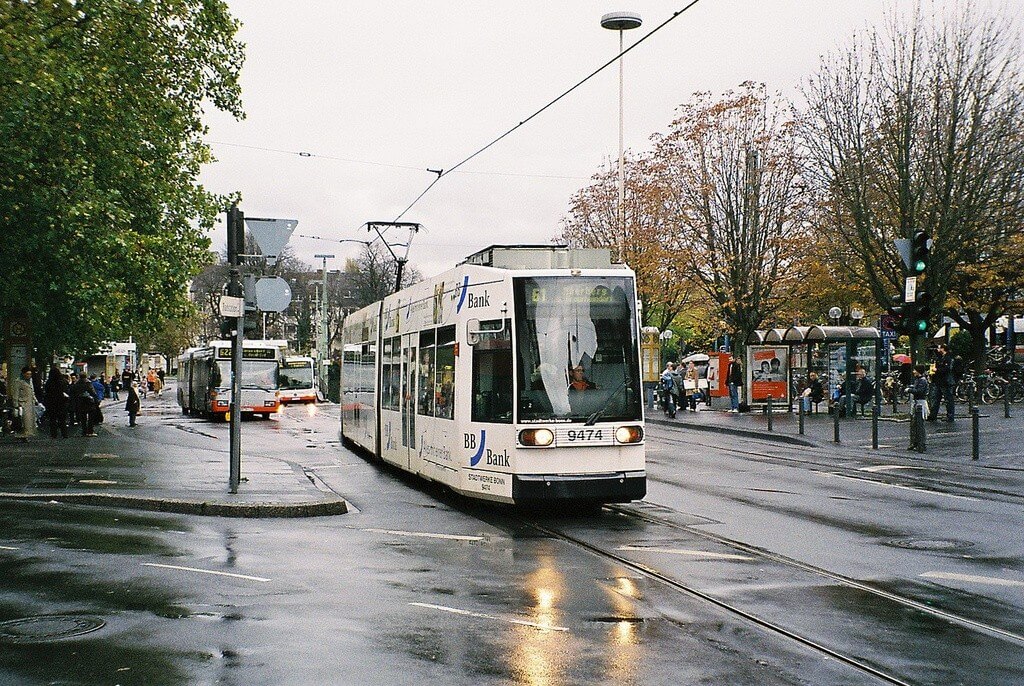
[471,319,512,424]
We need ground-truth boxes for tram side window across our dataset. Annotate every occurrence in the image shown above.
[471,319,512,424]
[418,330,435,416]
[435,325,456,420]
[383,336,400,411]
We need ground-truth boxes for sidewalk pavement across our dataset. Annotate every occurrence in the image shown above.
[0,387,348,518]
[648,398,1024,466]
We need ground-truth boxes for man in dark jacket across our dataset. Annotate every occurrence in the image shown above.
[71,373,99,437]
[928,344,955,422]
[43,365,69,439]
[727,357,743,412]
[125,381,141,427]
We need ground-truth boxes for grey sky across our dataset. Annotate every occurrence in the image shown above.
[199,1,992,277]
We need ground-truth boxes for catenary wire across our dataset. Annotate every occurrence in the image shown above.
[391,0,703,221]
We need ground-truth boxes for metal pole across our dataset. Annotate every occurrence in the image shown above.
[798,394,805,435]
[971,406,980,460]
[226,206,244,494]
[617,28,625,264]
[1005,379,1011,419]
[871,405,879,450]
[833,401,840,443]
[767,394,773,432]
[915,403,926,453]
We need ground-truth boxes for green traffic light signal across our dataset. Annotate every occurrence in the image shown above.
[916,319,928,332]
[911,231,930,274]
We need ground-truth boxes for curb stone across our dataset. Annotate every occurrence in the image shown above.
[0,492,349,518]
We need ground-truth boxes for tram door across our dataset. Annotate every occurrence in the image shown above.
[400,334,417,469]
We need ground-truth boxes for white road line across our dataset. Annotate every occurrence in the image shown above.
[830,473,979,501]
[617,545,753,561]
[364,528,485,542]
[858,465,920,473]
[141,563,271,582]
[409,602,569,632]
[921,571,1024,587]
[0,545,19,551]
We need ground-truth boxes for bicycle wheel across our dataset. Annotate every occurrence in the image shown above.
[981,383,1001,405]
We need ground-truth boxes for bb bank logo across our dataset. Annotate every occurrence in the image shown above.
[465,430,486,466]
[465,430,511,468]
[455,275,470,313]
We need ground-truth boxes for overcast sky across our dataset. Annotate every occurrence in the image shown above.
[199,0,1001,278]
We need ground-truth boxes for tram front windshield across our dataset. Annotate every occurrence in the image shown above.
[514,276,642,423]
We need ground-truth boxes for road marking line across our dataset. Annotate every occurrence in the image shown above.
[141,563,270,582]
[829,473,979,501]
[364,528,484,542]
[0,545,19,550]
[409,602,568,632]
[858,465,919,473]
[617,545,752,561]
[921,571,1024,587]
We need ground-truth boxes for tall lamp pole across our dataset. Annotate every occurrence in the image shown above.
[601,10,642,264]
[314,254,334,393]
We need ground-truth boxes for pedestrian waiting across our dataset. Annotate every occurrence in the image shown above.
[125,381,142,427]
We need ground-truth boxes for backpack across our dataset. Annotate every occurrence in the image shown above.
[660,372,674,392]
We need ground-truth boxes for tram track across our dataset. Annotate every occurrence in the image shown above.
[514,497,1024,686]
[605,502,1024,648]
[519,515,915,686]
[650,426,1024,503]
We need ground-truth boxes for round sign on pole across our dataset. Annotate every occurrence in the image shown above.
[254,277,292,313]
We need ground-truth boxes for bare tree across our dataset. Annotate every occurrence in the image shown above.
[656,82,810,351]
[346,241,421,309]
[802,5,1024,363]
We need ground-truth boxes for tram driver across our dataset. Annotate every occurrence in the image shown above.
[569,365,597,392]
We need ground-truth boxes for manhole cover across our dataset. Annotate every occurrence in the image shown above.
[0,615,106,643]
[886,539,975,552]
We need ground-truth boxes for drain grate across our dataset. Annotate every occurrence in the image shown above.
[886,538,975,552]
[592,616,646,623]
[0,615,106,643]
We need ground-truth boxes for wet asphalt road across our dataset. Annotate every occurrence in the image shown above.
[1,401,1022,685]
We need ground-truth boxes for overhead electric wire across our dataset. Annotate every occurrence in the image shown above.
[207,140,589,180]
[211,1,702,256]
[391,0,703,221]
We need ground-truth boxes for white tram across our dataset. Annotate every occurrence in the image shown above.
[341,245,645,505]
[278,356,317,404]
[177,339,282,419]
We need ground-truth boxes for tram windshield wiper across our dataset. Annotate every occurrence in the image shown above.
[584,380,628,426]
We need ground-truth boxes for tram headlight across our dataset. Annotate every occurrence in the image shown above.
[518,428,555,447]
[614,425,644,444]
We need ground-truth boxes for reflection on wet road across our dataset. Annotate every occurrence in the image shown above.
[1,409,1022,684]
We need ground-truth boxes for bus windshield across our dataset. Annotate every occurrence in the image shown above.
[216,360,279,390]
[514,275,642,423]
[280,363,313,390]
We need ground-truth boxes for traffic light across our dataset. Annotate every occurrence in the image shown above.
[911,291,932,333]
[910,230,930,275]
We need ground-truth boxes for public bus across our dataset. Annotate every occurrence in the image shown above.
[341,245,645,505]
[177,339,282,420]
[279,356,317,404]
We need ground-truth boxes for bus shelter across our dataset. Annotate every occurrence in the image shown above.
[746,325,882,414]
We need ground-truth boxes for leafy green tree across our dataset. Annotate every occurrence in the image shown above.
[0,0,244,357]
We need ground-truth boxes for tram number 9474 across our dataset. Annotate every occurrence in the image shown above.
[566,429,603,442]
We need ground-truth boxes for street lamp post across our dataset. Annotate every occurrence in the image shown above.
[314,254,334,392]
[601,10,642,264]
